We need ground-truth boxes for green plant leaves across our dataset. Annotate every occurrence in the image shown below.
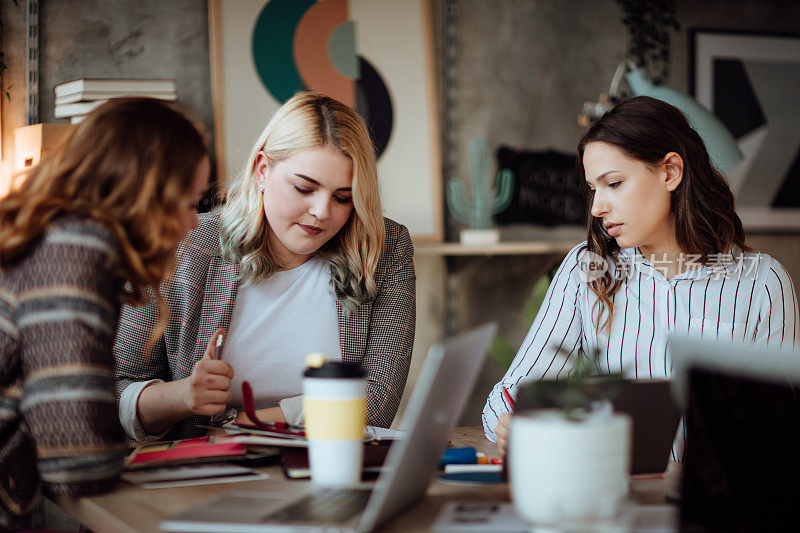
[489,268,554,369]
[524,347,625,420]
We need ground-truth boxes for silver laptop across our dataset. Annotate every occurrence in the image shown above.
[160,323,497,533]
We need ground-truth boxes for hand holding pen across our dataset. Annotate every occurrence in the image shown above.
[495,386,515,457]
[184,328,233,417]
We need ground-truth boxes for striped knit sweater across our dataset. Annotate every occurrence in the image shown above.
[0,215,126,528]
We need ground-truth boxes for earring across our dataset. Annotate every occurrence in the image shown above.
[258,185,265,192]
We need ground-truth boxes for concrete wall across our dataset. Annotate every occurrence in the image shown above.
[449,0,800,171]
[0,0,214,187]
[1,0,29,184]
[39,1,213,133]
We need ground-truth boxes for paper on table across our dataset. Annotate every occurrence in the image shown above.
[122,464,269,489]
[364,426,406,440]
[432,502,529,533]
[223,424,405,443]
[225,434,308,448]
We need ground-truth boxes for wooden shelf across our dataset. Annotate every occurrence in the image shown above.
[414,239,581,256]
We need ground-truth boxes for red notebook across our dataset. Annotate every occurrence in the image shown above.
[126,437,247,469]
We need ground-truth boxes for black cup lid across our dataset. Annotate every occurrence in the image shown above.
[304,361,366,378]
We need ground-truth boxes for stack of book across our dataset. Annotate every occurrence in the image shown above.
[54,78,177,123]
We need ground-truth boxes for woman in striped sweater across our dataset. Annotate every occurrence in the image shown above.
[0,98,209,528]
[486,96,798,455]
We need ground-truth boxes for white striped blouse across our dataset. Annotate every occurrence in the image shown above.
[483,243,799,448]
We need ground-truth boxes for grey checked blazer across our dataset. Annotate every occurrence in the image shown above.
[114,212,415,440]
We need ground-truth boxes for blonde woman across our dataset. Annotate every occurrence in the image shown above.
[115,92,415,442]
[0,98,209,528]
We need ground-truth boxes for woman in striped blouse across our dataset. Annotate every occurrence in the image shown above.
[486,96,798,455]
[0,98,209,528]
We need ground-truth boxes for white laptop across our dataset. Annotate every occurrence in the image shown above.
[160,323,497,533]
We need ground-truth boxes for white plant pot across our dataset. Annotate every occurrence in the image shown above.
[459,228,499,245]
[509,409,632,528]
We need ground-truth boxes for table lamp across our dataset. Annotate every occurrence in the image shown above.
[581,60,743,173]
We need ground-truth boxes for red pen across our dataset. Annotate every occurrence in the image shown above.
[501,386,516,411]
[238,381,306,437]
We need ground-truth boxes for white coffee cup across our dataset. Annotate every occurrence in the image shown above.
[303,357,366,486]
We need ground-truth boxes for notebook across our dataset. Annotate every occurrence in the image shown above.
[160,323,497,533]
[609,379,681,474]
[516,378,681,474]
[280,444,391,480]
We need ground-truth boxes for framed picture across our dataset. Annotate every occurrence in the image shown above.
[690,29,800,231]
[209,0,442,241]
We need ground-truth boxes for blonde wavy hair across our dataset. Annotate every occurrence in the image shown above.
[219,92,385,313]
[0,98,207,349]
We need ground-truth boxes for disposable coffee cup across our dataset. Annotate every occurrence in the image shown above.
[303,356,367,486]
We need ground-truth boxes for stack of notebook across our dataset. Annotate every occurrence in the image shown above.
[53,78,177,123]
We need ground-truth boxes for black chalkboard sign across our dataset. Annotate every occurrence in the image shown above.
[494,147,587,226]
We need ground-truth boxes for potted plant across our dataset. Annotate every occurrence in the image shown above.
[508,348,631,528]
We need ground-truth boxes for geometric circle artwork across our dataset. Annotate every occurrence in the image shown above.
[251,0,393,158]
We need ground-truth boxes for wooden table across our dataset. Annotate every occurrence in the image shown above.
[54,427,677,532]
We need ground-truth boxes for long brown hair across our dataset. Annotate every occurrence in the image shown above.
[577,96,750,334]
[0,97,207,347]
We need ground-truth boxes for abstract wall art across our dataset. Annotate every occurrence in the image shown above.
[691,29,800,231]
[209,0,442,240]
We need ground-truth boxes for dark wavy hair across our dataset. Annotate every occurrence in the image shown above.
[577,95,750,334]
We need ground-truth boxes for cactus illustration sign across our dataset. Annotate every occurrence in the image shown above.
[447,137,514,244]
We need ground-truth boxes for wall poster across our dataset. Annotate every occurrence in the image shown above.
[691,29,800,230]
[209,0,442,241]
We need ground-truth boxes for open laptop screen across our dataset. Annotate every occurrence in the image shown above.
[680,367,800,531]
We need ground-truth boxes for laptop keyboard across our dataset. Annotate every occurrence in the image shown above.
[263,487,373,524]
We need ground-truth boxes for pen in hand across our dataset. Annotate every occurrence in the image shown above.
[501,386,516,412]
[498,387,515,474]
[214,331,224,357]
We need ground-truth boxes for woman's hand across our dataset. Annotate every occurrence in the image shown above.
[136,329,233,436]
[182,328,233,416]
[495,413,513,456]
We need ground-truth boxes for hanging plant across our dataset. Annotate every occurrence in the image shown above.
[616,0,680,85]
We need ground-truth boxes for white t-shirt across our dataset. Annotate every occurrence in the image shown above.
[224,256,342,410]
[119,256,341,440]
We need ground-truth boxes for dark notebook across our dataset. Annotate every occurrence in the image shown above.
[281,443,392,480]
[517,379,681,475]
